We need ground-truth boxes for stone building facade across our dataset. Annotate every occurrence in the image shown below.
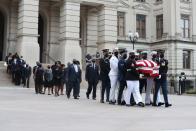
[0,0,196,88]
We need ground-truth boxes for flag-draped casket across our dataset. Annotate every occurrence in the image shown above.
[136,60,159,77]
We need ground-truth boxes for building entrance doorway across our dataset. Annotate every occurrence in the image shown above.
[0,11,5,61]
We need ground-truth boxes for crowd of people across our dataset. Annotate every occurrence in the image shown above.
[33,60,81,98]
[5,53,31,88]
[5,48,172,108]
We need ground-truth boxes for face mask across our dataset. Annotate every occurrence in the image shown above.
[135,57,139,61]
[160,54,164,58]
[92,60,96,63]
[143,55,147,59]
[114,52,118,57]
[123,54,127,59]
[104,53,109,58]
[130,55,135,59]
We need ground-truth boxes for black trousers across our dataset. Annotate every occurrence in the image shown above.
[15,71,21,85]
[35,83,43,94]
[101,77,110,101]
[139,79,147,94]
[117,80,126,104]
[179,81,186,95]
[22,77,26,87]
[87,80,98,99]
[67,81,79,98]
[153,79,169,105]
[26,77,30,88]
[65,82,69,95]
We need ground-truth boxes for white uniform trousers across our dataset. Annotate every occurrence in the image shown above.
[125,81,142,105]
[146,78,162,104]
[156,90,162,105]
[109,75,119,102]
[145,78,153,104]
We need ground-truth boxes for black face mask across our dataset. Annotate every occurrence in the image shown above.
[114,52,118,57]
[104,53,109,58]
[143,55,147,59]
[123,54,127,59]
[160,54,164,58]
[130,55,135,59]
[92,60,96,63]
[135,57,139,61]
[152,55,157,59]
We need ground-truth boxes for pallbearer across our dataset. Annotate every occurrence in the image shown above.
[125,51,144,107]
[153,52,172,107]
[117,48,127,105]
[139,51,147,94]
[109,48,119,104]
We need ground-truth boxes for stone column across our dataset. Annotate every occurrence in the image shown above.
[8,1,18,54]
[163,0,180,39]
[59,0,81,64]
[16,0,39,66]
[98,5,117,50]
[192,0,196,41]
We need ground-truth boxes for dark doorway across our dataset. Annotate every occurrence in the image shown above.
[38,14,44,63]
[0,11,4,61]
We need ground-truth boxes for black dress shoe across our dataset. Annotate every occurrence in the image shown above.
[152,103,157,107]
[138,102,145,107]
[158,102,165,106]
[165,103,172,108]
[145,103,152,106]
[86,93,89,99]
[109,101,115,105]
[74,97,79,100]
[92,98,96,100]
[121,101,126,105]
[100,100,104,103]
[131,102,136,106]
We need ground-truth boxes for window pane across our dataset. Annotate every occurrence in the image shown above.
[136,14,146,38]
[117,12,125,37]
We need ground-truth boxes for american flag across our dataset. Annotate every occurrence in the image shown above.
[136,60,160,77]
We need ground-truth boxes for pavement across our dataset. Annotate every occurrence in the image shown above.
[0,86,196,131]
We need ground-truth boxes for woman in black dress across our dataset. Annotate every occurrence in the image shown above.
[53,63,63,96]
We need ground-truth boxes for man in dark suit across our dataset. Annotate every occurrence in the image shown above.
[66,59,82,99]
[99,49,111,103]
[26,64,32,88]
[85,56,100,100]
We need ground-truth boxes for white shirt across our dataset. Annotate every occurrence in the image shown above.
[73,64,78,73]
[109,55,119,76]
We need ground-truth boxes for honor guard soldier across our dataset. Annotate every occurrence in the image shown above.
[151,51,164,106]
[109,48,119,104]
[139,51,148,94]
[117,48,127,105]
[99,49,111,103]
[153,52,172,107]
[125,51,144,107]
